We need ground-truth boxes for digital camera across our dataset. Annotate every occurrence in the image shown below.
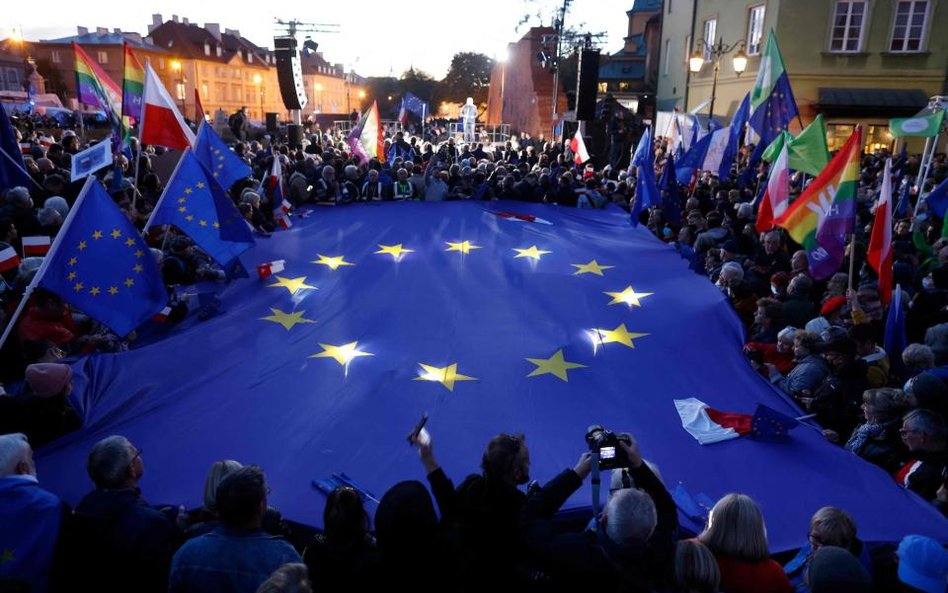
[585,425,631,470]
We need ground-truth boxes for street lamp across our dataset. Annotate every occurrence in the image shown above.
[688,38,748,120]
[253,73,263,120]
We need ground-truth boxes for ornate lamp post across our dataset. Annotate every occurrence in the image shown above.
[688,38,748,120]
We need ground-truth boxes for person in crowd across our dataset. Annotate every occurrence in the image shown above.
[823,388,910,473]
[783,275,817,328]
[807,336,870,437]
[301,485,380,590]
[902,343,935,378]
[0,362,81,447]
[783,506,871,592]
[895,535,948,593]
[668,539,720,593]
[169,466,300,593]
[750,297,784,343]
[69,435,185,593]
[0,432,68,593]
[805,546,871,593]
[184,459,243,538]
[896,409,948,502]
[767,330,830,399]
[698,493,792,593]
[255,563,312,593]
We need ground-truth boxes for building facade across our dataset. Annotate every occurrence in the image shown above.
[659,0,948,150]
[597,0,663,118]
[655,0,696,111]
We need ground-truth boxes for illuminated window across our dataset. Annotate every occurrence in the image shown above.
[97,51,108,64]
[747,5,766,55]
[830,1,866,52]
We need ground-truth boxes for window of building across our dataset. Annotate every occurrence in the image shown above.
[747,5,766,55]
[175,82,185,101]
[204,42,210,56]
[215,82,226,101]
[829,1,866,52]
[667,0,672,13]
[598,82,608,92]
[684,35,691,65]
[158,58,165,70]
[664,39,670,75]
[231,84,241,101]
[216,45,222,57]
[97,51,108,64]
[890,0,929,52]
[51,50,61,64]
[201,83,208,100]
[702,19,717,60]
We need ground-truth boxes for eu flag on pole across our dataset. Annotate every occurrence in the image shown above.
[36,178,166,336]
[748,72,798,142]
[193,122,252,190]
[659,154,682,225]
[146,149,254,267]
[0,102,34,191]
[675,132,713,185]
[401,91,429,119]
[719,93,750,180]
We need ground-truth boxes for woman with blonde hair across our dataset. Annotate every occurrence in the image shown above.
[698,493,791,593]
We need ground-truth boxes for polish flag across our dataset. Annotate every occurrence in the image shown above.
[276,214,292,230]
[570,129,590,165]
[152,306,172,322]
[256,259,286,279]
[0,245,21,273]
[867,158,893,304]
[267,152,291,214]
[140,62,195,150]
[674,398,753,445]
[755,142,790,233]
[21,236,51,256]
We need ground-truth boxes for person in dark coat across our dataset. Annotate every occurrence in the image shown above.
[823,388,910,474]
[807,337,870,437]
[896,408,948,503]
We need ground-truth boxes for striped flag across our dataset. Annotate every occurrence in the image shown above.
[756,141,790,233]
[0,244,20,272]
[347,101,385,165]
[867,159,893,304]
[73,42,127,151]
[256,259,286,279]
[22,236,51,257]
[121,43,145,120]
[140,62,195,150]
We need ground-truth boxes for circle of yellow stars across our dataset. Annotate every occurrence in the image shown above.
[175,182,221,230]
[67,226,147,298]
[256,245,651,391]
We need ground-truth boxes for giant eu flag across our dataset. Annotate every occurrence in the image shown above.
[36,177,166,336]
[147,149,255,267]
[34,201,946,550]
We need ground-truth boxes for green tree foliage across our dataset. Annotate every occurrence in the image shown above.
[440,52,494,105]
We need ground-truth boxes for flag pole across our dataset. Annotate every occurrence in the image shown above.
[0,176,97,350]
[847,232,857,292]
[911,135,934,222]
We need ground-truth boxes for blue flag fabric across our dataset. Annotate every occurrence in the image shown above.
[748,72,798,141]
[895,179,912,219]
[36,178,166,336]
[719,93,750,180]
[925,176,948,218]
[631,126,652,168]
[401,91,429,119]
[884,284,907,378]
[148,150,254,267]
[630,127,659,226]
[193,123,252,190]
[750,404,798,440]
[0,102,34,191]
[32,200,947,551]
[675,132,713,185]
[659,154,682,225]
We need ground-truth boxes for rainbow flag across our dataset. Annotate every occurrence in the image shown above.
[346,101,385,165]
[122,43,145,120]
[73,42,128,152]
[775,126,862,280]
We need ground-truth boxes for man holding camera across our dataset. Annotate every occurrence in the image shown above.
[519,430,678,592]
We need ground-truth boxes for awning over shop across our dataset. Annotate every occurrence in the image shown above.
[815,87,929,118]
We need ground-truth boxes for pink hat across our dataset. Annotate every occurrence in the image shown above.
[25,363,72,398]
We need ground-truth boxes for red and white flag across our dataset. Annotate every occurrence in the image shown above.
[152,305,172,322]
[267,153,291,214]
[276,214,292,230]
[0,245,21,273]
[140,62,195,150]
[867,158,893,304]
[570,129,590,165]
[756,142,790,233]
[674,398,752,445]
[21,236,51,256]
[256,259,286,279]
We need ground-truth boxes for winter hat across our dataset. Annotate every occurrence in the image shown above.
[25,363,73,398]
[897,535,948,593]
[807,546,871,593]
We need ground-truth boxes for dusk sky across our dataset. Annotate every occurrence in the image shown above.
[6,0,635,78]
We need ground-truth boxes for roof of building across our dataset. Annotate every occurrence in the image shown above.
[39,32,161,51]
[598,59,645,81]
[147,21,268,68]
[630,0,662,13]
[299,50,343,78]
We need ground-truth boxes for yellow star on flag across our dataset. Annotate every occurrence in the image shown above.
[133,264,144,273]
[184,187,193,194]
[134,249,145,258]
[124,278,135,287]
[260,308,315,331]
[267,275,316,295]
[67,271,76,281]
[198,220,208,227]
[73,282,84,292]
[604,286,653,307]
[592,324,649,349]
[525,349,586,382]
[108,286,119,295]
[68,257,77,266]
[572,259,614,276]
[445,241,480,254]
[178,206,187,213]
[110,229,122,239]
[77,241,87,251]
[310,341,374,366]
[513,245,552,260]
[185,215,194,222]
[92,230,103,240]
[177,197,186,203]
[312,254,355,270]
[89,286,101,296]
[196,182,205,189]
[125,238,136,247]
[375,244,414,259]
[414,363,477,391]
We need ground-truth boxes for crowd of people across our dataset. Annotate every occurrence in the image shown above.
[0,109,947,592]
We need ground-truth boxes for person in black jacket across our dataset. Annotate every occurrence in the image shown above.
[520,433,678,593]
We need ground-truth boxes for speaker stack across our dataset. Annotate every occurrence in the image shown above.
[273,36,308,111]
